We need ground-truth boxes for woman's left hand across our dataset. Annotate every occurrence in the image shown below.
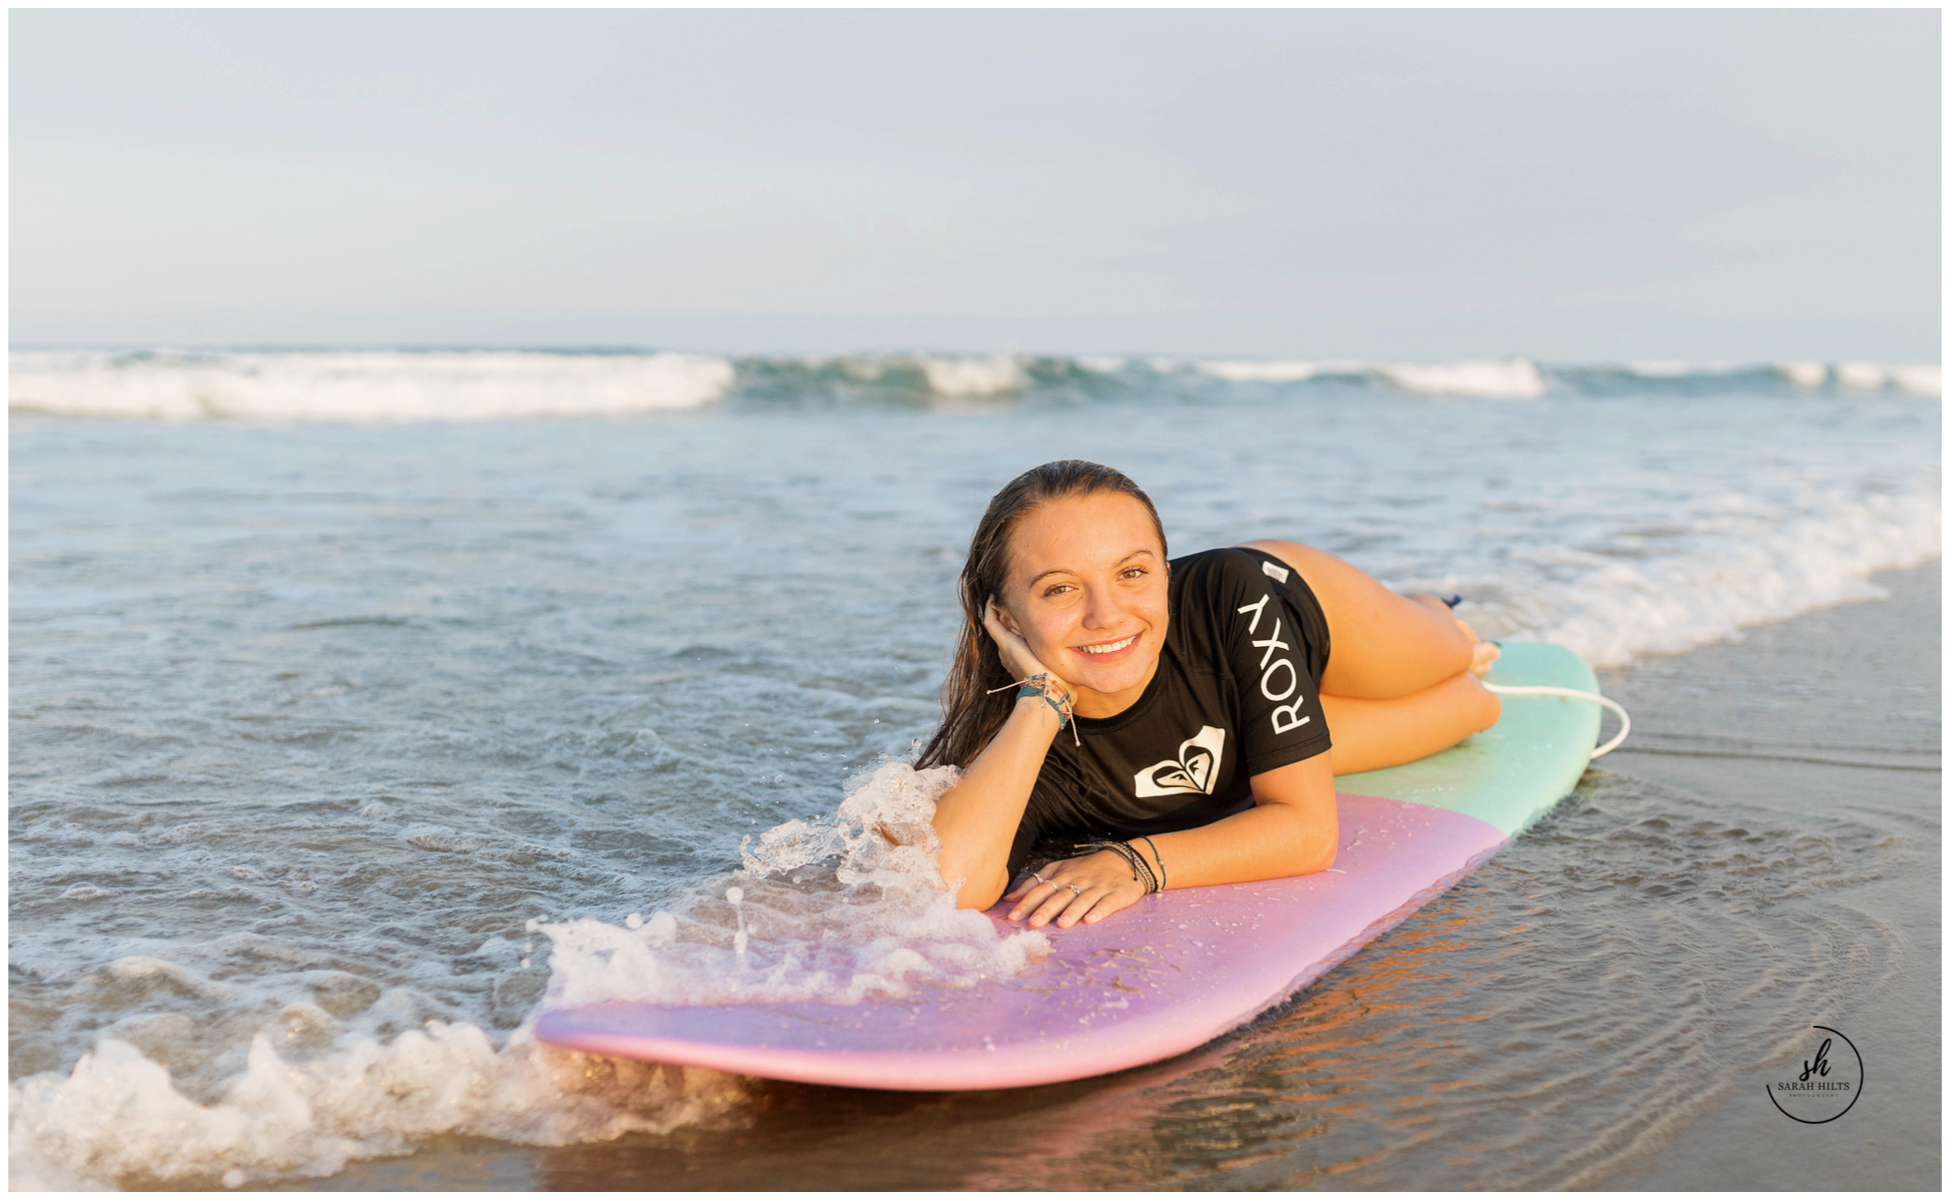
[1003,850,1147,928]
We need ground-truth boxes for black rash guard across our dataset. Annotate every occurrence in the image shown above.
[1009,546,1333,878]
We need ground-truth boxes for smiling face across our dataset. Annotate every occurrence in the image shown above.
[993,490,1170,719]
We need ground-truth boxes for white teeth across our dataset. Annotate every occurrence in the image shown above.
[1077,634,1137,655]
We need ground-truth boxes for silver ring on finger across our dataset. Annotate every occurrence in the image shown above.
[1030,871,1049,884]
[1065,883,1084,896]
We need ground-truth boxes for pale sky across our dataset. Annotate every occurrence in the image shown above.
[11,9,1942,360]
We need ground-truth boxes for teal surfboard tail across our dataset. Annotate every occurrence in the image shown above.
[1333,641,1603,838]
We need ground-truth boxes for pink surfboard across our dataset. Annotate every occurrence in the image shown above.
[535,643,1603,1090]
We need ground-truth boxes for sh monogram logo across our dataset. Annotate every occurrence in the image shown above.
[1133,726,1226,798]
[1767,1025,1864,1124]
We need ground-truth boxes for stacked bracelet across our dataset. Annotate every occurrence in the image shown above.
[1015,673,1073,730]
[1079,839,1165,895]
[1136,835,1167,891]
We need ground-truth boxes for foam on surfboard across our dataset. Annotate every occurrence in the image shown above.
[534,642,1602,1090]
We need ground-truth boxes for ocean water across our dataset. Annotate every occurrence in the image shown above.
[8,352,1940,1188]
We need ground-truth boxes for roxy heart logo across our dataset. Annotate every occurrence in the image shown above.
[1133,726,1226,798]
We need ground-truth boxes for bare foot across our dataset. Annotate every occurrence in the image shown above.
[1410,594,1500,677]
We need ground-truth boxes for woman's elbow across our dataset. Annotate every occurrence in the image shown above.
[936,850,1007,911]
[1291,811,1338,876]
[1296,840,1338,876]
[952,873,1007,911]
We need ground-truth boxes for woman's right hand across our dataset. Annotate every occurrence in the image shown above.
[1003,850,1148,928]
[982,598,1068,693]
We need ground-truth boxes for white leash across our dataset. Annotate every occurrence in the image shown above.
[1481,683,1631,760]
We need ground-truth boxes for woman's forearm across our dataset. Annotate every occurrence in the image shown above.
[1137,755,1339,890]
[1139,803,1337,891]
[931,697,1063,908]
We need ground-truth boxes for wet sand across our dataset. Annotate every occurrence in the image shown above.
[1595,562,1940,1190]
[289,564,1941,1191]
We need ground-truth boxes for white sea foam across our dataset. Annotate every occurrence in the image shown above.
[1824,361,1945,397]
[8,350,736,422]
[7,761,1043,1190]
[1624,360,1703,378]
[1459,483,1942,667]
[1372,358,1546,399]
[1627,360,1782,380]
[533,761,1046,1012]
[7,1024,745,1190]
[1195,359,1319,383]
[1610,359,1936,395]
[918,354,1028,397]
[1890,364,1942,397]
[1834,361,1890,392]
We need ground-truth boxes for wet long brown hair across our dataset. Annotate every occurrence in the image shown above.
[916,461,1167,770]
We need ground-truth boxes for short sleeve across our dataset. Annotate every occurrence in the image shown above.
[1201,549,1333,776]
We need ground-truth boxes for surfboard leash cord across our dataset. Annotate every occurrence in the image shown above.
[1480,683,1632,760]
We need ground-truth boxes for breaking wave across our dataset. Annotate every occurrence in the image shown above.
[8,350,737,422]
[10,350,1939,422]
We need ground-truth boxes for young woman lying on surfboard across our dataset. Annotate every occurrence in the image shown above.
[922,460,1502,930]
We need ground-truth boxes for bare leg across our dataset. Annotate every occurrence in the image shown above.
[1239,538,1502,774]
[1239,539,1486,699]
[1406,594,1502,677]
[1320,675,1501,774]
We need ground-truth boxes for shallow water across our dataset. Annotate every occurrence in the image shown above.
[8,379,1940,1188]
[280,753,1937,1190]
[647,784,1915,1189]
